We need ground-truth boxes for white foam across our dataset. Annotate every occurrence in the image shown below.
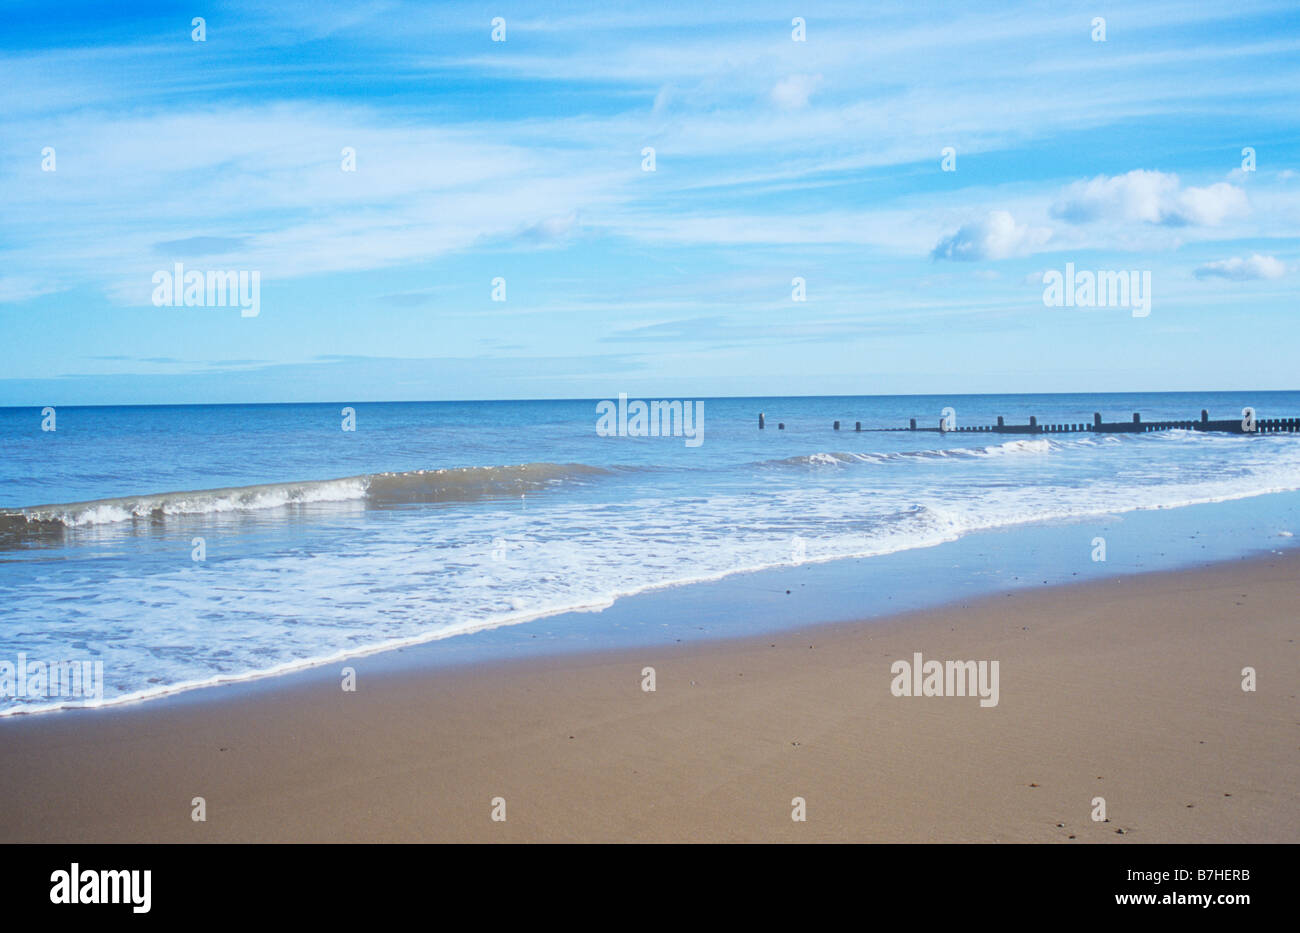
[5,430,1300,716]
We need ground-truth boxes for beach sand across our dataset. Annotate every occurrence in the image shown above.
[1,552,1296,843]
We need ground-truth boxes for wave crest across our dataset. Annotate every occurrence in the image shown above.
[0,462,611,539]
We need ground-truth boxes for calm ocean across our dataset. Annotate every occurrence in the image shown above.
[2,391,1299,714]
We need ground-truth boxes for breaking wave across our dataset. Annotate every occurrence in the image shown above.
[0,462,612,539]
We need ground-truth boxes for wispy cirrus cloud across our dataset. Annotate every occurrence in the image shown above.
[1194,253,1287,280]
[2,0,1300,402]
[152,236,252,257]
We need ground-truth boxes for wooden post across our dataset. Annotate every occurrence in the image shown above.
[1029,416,1037,430]
[909,418,916,430]
[833,421,840,430]
[759,412,765,429]
[997,416,1004,427]
[778,422,785,430]
[1133,412,1141,424]
[1094,412,1102,427]
[855,421,861,432]
[1201,409,1208,424]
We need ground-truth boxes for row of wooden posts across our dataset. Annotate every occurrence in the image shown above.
[756,411,1300,435]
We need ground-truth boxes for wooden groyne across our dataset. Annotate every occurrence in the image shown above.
[758,410,1300,434]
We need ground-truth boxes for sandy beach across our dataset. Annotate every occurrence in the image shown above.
[1,551,1296,844]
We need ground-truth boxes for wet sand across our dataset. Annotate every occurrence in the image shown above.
[0,552,1296,842]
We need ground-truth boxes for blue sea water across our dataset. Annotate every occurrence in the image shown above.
[2,391,1299,714]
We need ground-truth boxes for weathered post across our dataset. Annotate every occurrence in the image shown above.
[833,421,840,431]
[1201,409,1208,424]
[759,412,765,429]
[855,421,861,432]
[1133,412,1141,424]
[1094,412,1102,428]
[909,418,916,430]
[997,416,1004,428]
[1029,416,1037,431]
[778,422,785,430]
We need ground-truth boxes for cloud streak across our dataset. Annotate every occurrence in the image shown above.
[1194,253,1287,280]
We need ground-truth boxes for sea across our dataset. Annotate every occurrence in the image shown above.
[3,391,1299,715]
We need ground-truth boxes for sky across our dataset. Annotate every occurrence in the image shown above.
[1,0,1298,405]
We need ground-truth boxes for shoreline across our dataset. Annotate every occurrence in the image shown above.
[1,549,1296,842]
[7,487,1300,720]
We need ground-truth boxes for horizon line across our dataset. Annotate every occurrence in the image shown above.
[4,388,1300,411]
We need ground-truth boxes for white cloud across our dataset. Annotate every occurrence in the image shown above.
[1194,253,1287,281]
[770,74,822,110]
[1051,170,1248,227]
[931,211,1051,261]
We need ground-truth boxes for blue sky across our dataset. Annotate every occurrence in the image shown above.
[1,0,1298,405]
